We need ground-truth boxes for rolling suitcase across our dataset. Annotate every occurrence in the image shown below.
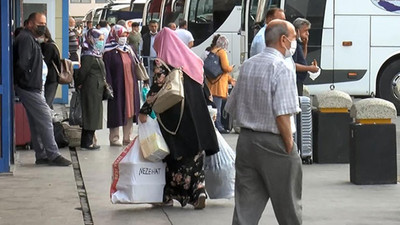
[295,96,313,164]
[15,102,31,149]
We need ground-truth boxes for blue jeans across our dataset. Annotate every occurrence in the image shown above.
[213,96,224,131]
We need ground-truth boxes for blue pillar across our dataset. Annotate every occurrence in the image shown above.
[54,0,70,104]
[0,0,12,173]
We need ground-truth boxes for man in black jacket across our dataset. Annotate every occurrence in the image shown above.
[14,12,71,166]
[140,20,159,83]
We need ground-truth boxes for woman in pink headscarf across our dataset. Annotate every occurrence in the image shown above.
[139,28,219,209]
[103,25,141,146]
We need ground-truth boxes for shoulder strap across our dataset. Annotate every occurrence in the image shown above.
[156,99,185,135]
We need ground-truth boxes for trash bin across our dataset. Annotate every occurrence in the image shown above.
[349,98,397,185]
[312,90,352,163]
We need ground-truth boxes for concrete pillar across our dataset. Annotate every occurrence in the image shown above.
[312,90,353,163]
[349,98,397,185]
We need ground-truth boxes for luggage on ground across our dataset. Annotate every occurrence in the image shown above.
[53,121,69,148]
[110,137,166,204]
[204,129,235,199]
[295,96,313,164]
[15,102,31,149]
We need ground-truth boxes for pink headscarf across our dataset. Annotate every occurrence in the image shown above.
[153,28,204,85]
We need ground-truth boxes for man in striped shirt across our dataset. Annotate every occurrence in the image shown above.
[69,17,79,62]
[226,19,302,225]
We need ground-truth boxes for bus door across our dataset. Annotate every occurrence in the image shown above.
[241,0,281,61]
[333,13,370,95]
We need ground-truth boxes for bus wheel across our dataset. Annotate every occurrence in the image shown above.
[378,60,400,114]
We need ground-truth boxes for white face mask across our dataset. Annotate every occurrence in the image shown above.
[37,37,45,44]
[284,36,297,58]
[118,37,127,46]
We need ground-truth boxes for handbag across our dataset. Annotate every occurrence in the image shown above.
[133,54,150,81]
[52,59,74,84]
[152,59,185,135]
[103,80,114,100]
[203,49,223,80]
[51,42,74,84]
[152,61,184,114]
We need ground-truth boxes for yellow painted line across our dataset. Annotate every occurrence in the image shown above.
[319,108,349,113]
[356,119,391,124]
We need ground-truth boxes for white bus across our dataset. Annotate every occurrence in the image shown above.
[142,0,400,111]
[82,0,146,27]
[248,0,400,111]
[141,0,251,71]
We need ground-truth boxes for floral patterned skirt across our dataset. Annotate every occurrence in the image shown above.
[163,151,206,207]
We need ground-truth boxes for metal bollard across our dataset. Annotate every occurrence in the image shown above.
[312,90,353,163]
[349,98,397,185]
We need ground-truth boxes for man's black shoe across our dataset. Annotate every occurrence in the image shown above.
[81,145,100,150]
[49,156,72,166]
[35,158,49,165]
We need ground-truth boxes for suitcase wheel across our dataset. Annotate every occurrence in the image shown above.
[302,157,313,165]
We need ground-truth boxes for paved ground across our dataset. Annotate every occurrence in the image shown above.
[1,104,400,225]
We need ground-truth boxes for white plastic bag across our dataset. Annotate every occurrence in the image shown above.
[138,117,170,162]
[204,129,236,199]
[110,137,166,204]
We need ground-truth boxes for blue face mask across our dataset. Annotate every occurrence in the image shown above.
[95,40,104,51]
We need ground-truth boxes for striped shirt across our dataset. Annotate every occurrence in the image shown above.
[225,47,300,134]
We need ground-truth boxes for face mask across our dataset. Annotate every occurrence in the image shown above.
[118,37,127,46]
[127,27,132,32]
[95,40,104,52]
[36,25,46,37]
[37,37,45,44]
[284,36,297,58]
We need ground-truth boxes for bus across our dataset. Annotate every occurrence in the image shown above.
[142,0,400,111]
[279,0,400,112]
[141,0,248,73]
[83,0,146,27]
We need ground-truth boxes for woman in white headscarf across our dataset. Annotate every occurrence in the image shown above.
[206,34,236,134]
[103,25,141,146]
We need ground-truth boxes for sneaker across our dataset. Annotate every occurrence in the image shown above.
[35,158,49,165]
[193,193,206,210]
[49,155,72,166]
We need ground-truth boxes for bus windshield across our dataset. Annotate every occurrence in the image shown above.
[188,0,241,46]
[146,0,162,24]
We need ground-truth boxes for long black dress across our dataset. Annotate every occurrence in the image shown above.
[140,67,219,206]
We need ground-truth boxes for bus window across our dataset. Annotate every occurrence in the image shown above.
[188,0,239,46]
[146,0,162,24]
[93,8,103,25]
[285,0,325,47]
[106,4,139,24]
[162,0,186,27]
[188,0,213,46]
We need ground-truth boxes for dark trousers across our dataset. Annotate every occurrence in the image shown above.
[81,129,95,147]
[44,81,58,109]
[15,86,60,160]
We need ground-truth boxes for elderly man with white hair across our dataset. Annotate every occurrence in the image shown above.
[226,19,302,225]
